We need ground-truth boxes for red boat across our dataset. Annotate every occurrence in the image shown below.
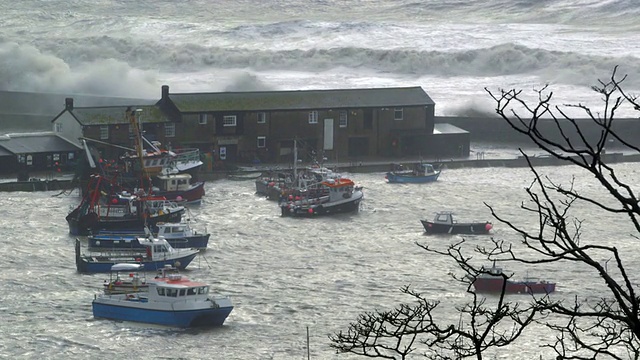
[471,263,556,295]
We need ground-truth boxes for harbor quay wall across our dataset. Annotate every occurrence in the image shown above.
[198,152,640,181]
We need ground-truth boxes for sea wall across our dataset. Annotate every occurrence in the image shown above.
[435,116,640,149]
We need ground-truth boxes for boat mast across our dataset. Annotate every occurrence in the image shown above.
[129,108,150,190]
[293,138,298,181]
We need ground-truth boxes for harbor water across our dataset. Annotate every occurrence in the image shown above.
[2,163,640,359]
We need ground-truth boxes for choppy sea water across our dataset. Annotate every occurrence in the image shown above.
[2,163,640,359]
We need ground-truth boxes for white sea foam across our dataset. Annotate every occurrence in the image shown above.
[0,0,637,116]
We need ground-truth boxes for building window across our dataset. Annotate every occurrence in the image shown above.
[308,111,318,124]
[394,108,403,121]
[257,136,266,148]
[55,123,62,132]
[199,114,208,125]
[223,115,237,127]
[257,112,266,124]
[100,126,109,140]
[339,111,348,127]
[165,123,175,137]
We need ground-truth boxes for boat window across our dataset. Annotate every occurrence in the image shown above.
[437,214,449,222]
[198,286,208,294]
[157,287,165,296]
[176,227,184,232]
[167,289,178,297]
[187,288,197,296]
[179,289,186,296]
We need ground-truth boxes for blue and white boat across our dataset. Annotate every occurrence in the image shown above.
[75,236,199,273]
[92,267,233,328]
[385,163,441,184]
[89,221,210,251]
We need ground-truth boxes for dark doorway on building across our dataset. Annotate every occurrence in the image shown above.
[348,137,369,157]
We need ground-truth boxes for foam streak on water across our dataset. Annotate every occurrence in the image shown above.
[2,163,640,359]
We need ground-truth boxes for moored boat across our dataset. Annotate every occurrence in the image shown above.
[150,173,205,205]
[421,211,492,235]
[471,262,556,295]
[75,237,199,273]
[385,162,440,184]
[279,177,363,217]
[92,268,233,328]
[90,220,210,250]
[66,174,185,236]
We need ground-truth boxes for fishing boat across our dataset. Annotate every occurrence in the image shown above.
[75,236,199,273]
[66,174,185,236]
[471,262,557,295]
[119,136,203,179]
[279,177,363,217]
[150,173,205,205]
[90,220,210,250]
[421,211,492,235]
[92,267,233,328]
[385,162,440,183]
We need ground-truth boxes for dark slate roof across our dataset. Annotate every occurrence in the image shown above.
[0,133,82,154]
[0,90,155,116]
[0,146,11,157]
[69,105,167,126]
[168,87,435,113]
[0,114,56,133]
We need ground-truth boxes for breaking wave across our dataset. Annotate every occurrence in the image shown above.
[21,38,640,89]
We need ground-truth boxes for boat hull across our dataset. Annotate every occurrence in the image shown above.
[75,240,198,273]
[280,193,363,217]
[92,300,233,328]
[66,208,184,236]
[89,233,210,250]
[385,172,440,183]
[153,182,205,205]
[421,220,492,235]
[473,278,556,294]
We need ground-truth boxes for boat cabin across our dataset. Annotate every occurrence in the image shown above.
[156,221,196,239]
[150,273,210,301]
[480,264,504,277]
[432,211,456,225]
[138,237,178,259]
[323,178,356,201]
[419,163,437,175]
[153,173,193,192]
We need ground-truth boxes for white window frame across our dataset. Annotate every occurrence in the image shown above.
[339,111,348,128]
[165,123,176,137]
[257,136,266,148]
[199,114,208,125]
[100,126,109,140]
[257,112,266,124]
[308,111,318,124]
[394,107,404,121]
[55,123,62,132]
[223,115,237,127]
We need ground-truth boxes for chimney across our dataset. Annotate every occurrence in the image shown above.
[65,98,74,111]
[161,85,169,100]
